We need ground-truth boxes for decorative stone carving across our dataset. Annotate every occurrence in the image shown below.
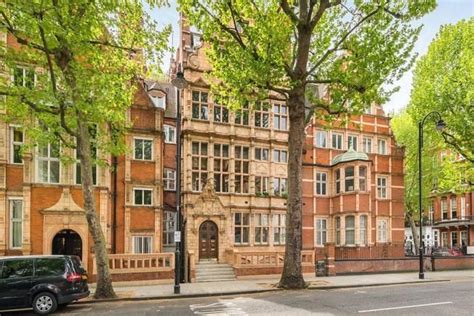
[40,188,84,215]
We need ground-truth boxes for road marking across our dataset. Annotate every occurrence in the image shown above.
[358,301,453,313]
[190,301,247,315]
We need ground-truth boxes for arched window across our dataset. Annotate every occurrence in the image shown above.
[345,167,354,192]
[345,216,355,245]
[359,166,367,191]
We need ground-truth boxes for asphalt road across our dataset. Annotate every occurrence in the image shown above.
[2,279,473,315]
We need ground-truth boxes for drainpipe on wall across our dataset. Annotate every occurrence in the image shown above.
[111,156,118,254]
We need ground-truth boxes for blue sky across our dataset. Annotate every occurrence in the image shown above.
[151,1,473,113]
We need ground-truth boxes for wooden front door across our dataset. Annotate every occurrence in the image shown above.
[199,221,218,259]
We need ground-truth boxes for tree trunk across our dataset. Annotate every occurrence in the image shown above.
[407,211,419,255]
[77,118,116,299]
[278,90,306,289]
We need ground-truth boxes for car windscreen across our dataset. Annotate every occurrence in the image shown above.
[35,258,66,277]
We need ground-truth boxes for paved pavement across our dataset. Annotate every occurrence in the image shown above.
[3,277,473,315]
[85,269,473,302]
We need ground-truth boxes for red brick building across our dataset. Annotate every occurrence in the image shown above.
[430,191,473,250]
[303,105,406,260]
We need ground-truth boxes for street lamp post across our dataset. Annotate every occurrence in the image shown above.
[171,68,188,294]
[418,111,446,279]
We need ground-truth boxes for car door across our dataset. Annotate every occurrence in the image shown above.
[0,259,34,309]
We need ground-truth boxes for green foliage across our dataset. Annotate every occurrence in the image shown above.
[408,18,474,163]
[392,110,473,216]
[1,0,170,160]
[179,0,435,116]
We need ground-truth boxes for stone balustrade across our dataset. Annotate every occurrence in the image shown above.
[233,250,315,267]
[92,253,174,274]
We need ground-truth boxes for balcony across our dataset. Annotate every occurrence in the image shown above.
[433,215,474,228]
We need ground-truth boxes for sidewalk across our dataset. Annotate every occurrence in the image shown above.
[83,269,473,303]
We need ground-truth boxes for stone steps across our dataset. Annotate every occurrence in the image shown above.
[195,261,236,282]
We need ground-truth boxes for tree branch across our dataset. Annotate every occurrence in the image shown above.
[279,0,299,25]
[441,131,474,164]
[307,5,382,76]
[87,40,138,53]
[0,10,51,54]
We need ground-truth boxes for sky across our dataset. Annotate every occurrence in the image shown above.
[151,1,473,113]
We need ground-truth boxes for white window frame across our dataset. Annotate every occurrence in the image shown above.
[348,135,358,151]
[315,218,327,246]
[254,214,269,245]
[12,66,36,88]
[255,147,269,161]
[36,142,61,184]
[345,216,355,245]
[10,126,24,164]
[234,212,250,245]
[132,236,153,254]
[315,131,327,148]
[151,95,166,109]
[377,176,388,199]
[460,196,466,219]
[377,139,387,155]
[362,137,372,153]
[273,177,287,196]
[74,146,98,186]
[133,137,153,161]
[332,133,343,150]
[9,199,23,249]
[163,168,176,191]
[316,172,327,196]
[273,149,288,163]
[255,176,269,194]
[377,219,388,243]
[163,125,176,144]
[273,214,286,245]
[441,198,448,220]
[450,197,457,219]
[441,232,448,247]
[450,231,458,248]
[133,188,153,206]
[273,103,288,130]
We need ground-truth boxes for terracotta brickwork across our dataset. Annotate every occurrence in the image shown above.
[172,16,406,281]
[430,191,473,249]
[0,33,167,274]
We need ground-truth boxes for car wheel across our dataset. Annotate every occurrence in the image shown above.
[32,292,57,315]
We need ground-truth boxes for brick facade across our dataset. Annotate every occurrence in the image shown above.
[430,191,473,249]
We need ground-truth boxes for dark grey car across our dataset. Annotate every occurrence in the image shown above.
[0,255,89,314]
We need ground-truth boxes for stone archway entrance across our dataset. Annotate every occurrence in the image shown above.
[52,229,83,259]
[199,221,218,260]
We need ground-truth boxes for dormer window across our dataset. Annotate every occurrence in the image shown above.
[151,95,166,109]
[191,33,202,49]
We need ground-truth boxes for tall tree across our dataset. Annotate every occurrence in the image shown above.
[0,0,169,298]
[179,0,435,288]
[408,18,474,163]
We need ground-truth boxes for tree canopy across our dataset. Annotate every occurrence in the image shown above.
[1,0,170,299]
[179,0,435,288]
[408,18,474,163]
